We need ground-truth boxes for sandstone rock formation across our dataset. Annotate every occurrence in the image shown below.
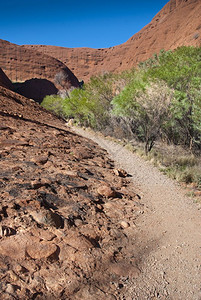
[0,39,80,101]
[25,0,201,81]
[0,86,142,299]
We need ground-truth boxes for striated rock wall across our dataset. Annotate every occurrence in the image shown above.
[0,39,81,101]
[0,39,80,87]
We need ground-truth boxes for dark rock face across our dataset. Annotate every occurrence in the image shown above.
[13,78,58,103]
[0,86,142,299]
[26,0,201,81]
[0,68,13,90]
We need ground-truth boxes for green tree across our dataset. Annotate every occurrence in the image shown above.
[113,82,173,154]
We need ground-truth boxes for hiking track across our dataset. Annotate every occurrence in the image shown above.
[73,127,201,300]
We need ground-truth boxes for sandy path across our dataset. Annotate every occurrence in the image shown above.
[73,127,201,300]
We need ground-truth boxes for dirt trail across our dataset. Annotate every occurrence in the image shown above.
[73,127,201,300]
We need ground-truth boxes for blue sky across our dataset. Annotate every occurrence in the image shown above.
[1,0,168,48]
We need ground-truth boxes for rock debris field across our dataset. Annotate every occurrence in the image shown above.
[0,87,143,299]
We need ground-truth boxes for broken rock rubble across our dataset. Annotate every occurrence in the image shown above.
[0,95,143,299]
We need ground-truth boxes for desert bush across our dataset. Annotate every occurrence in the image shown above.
[41,95,65,118]
[112,46,201,151]
[145,46,201,149]
[42,73,115,128]
[112,81,174,153]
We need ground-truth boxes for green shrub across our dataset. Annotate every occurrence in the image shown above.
[112,81,174,153]
[113,46,201,150]
[41,95,65,118]
[42,46,201,152]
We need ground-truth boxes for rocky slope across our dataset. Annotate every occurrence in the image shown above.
[25,0,201,81]
[0,87,142,299]
[0,39,80,101]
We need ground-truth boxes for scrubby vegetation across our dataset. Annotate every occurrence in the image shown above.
[124,140,201,190]
[41,46,201,187]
